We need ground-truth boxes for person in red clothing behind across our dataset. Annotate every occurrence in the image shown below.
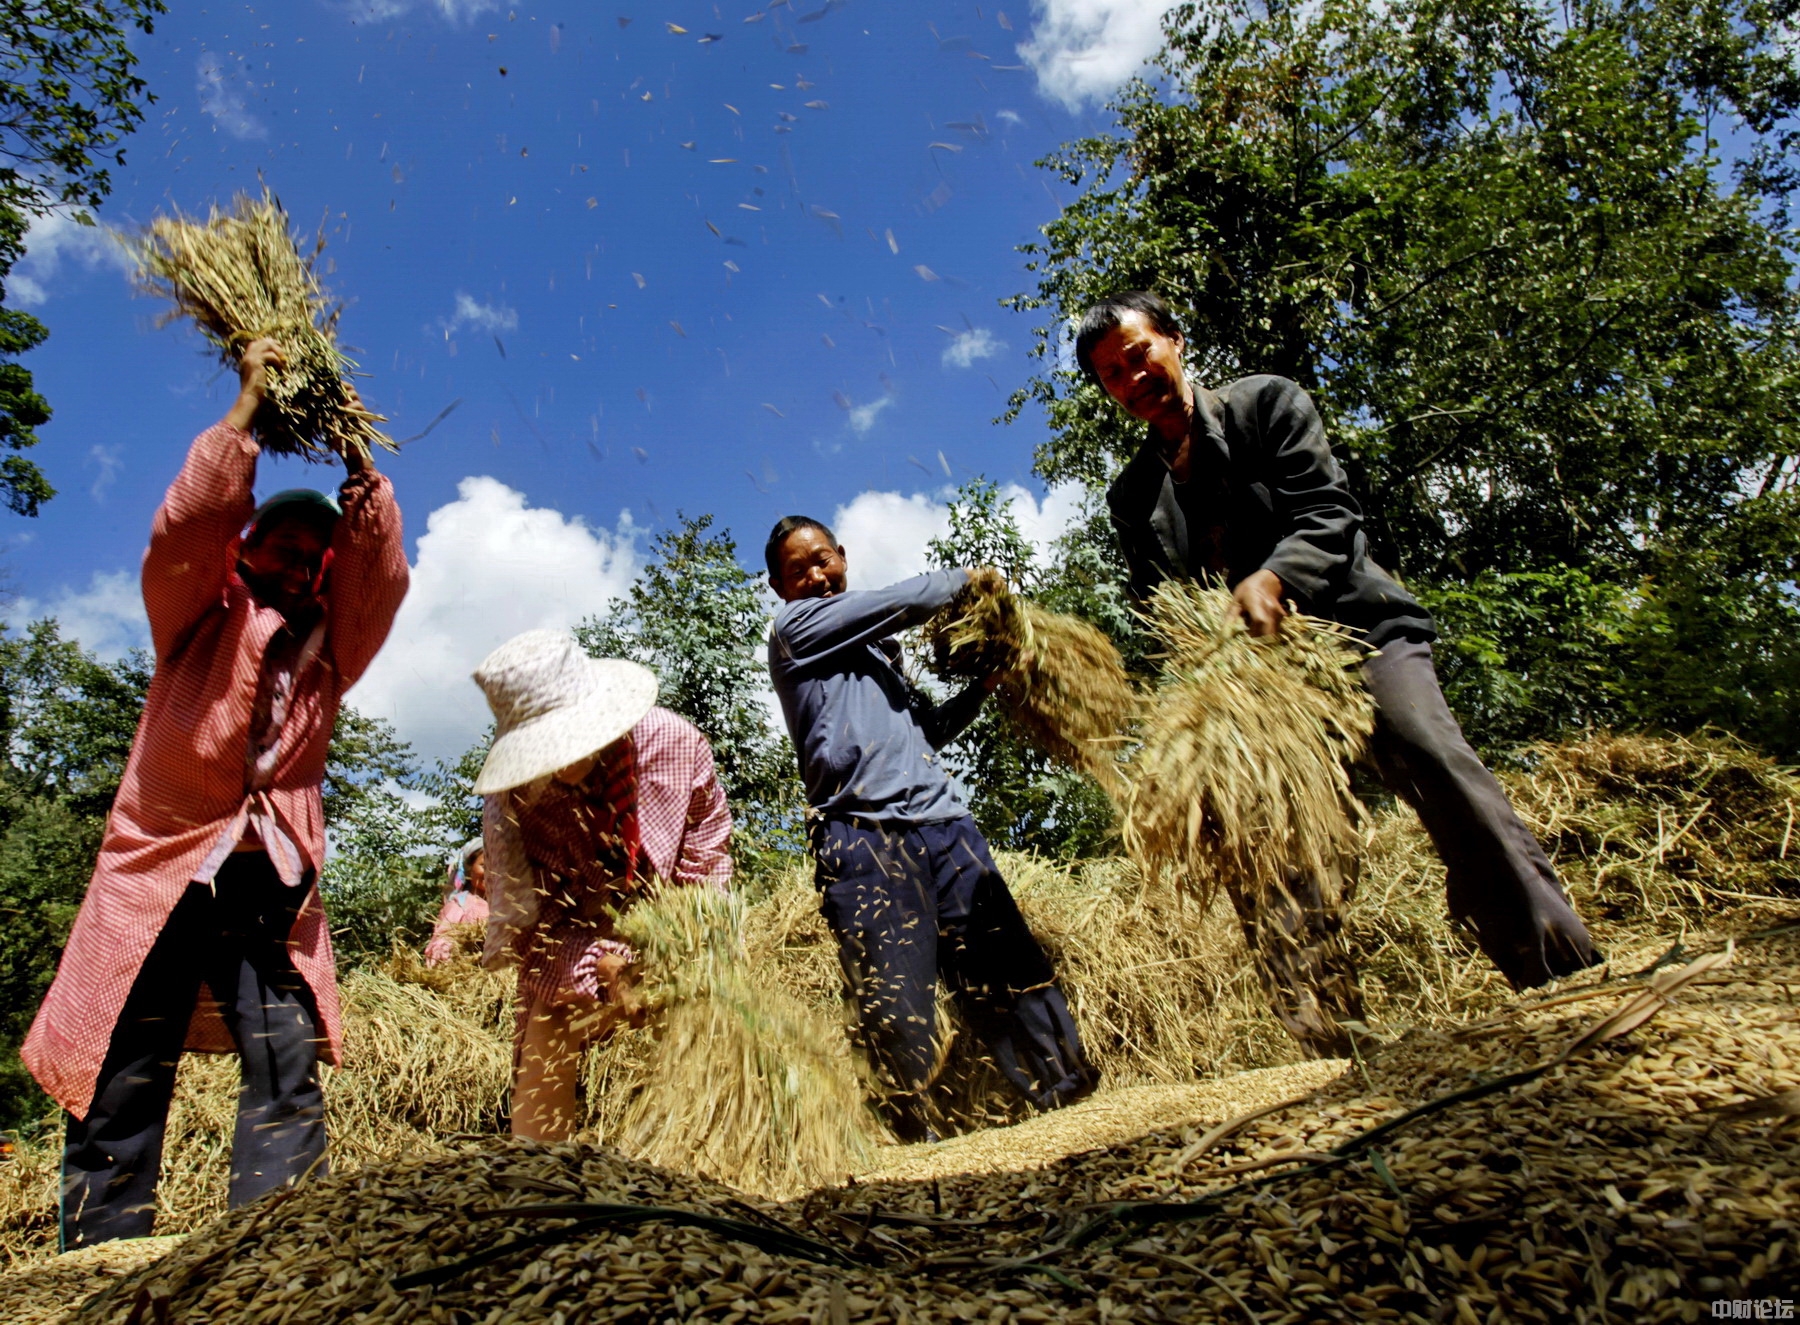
[23,339,410,1248]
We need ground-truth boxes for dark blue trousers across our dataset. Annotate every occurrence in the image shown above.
[60,851,327,1249]
[814,814,1096,1130]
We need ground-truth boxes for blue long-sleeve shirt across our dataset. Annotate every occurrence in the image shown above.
[768,568,986,824]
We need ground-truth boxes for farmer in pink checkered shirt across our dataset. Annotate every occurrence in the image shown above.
[23,339,409,1248]
[472,630,733,1142]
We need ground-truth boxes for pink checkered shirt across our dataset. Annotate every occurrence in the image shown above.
[22,423,409,1119]
[482,706,732,1005]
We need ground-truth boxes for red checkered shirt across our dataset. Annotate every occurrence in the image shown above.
[22,423,409,1119]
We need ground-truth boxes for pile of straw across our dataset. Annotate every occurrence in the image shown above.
[927,567,1137,794]
[607,886,879,1199]
[1124,580,1374,901]
[130,190,392,461]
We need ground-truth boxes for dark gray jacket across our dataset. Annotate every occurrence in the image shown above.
[1105,374,1434,648]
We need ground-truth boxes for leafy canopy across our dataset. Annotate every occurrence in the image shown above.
[0,0,166,516]
[1008,0,1800,754]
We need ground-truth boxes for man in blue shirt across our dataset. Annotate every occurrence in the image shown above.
[765,515,1096,1140]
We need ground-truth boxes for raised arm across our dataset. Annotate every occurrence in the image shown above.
[140,340,284,660]
[915,680,987,750]
[771,568,969,668]
[324,384,409,688]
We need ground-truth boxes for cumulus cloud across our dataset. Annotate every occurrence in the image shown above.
[1019,0,1176,111]
[12,569,149,661]
[8,212,130,306]
[847,394,895,434]
[197,52,266,139]
[942,327,1004,369]
[349,477,639,765]
[831,482,1086,589]
[439,292,519,337]
[346,0,499,19]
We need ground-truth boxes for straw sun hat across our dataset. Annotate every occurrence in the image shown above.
[472,629,658,795]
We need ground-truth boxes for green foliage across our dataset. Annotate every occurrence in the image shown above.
[0,620,148,1127]
[923,479,1121,857]
[1008,0,1800,757]
[0,1,166,516]
[318,713,492,968]
[575,513,806,888]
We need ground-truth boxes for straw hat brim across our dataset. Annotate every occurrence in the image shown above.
[473,658,658,795]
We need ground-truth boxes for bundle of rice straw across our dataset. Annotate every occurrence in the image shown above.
[130,189,392,462]
[1125,580,1376,1057]
[611,885,878,1199]
[927,567,1137,795]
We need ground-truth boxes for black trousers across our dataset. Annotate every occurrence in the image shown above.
[814,815,1097,1133]
[1364,637,1600,989]
[60,852,327,1249]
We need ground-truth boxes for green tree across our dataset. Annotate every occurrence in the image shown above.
[923,479,1120,857]
[0,1,166,515]
[1007,0,1800,755]
[0,620,148,1126]
[575,513,805,885]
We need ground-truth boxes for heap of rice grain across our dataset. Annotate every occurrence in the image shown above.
[928,567,1137,794]
[611,886,879,1199]
[47,930,1796,1325]
[1126,579,1374,904]
[131,190,392,462]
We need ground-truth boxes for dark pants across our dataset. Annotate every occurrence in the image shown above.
[61,852,327,1249]
[1364,637,1600,989]
[814,815,1096,1134]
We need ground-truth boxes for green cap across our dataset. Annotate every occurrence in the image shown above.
[251,488,340,533]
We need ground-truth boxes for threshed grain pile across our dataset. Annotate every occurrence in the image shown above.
[3,733,1795,1319]
[18,928,1794,1324]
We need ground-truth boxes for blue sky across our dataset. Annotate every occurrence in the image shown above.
[6,0,1171,762]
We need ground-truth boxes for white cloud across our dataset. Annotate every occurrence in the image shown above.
[346,0,499,19]
[1019,0,1177,111]
[197,53,266,140]
[832,491,951,586]
[349,477,640,765]
[847,395,895,434]
[439,292,519,337]
[11,569,149,661]
[88,446,124,502]
[942,327,1005,369]
[997,109,1025,128]
[830,482,1086,590]
[8,212,130,306]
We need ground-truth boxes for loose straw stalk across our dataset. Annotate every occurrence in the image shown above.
[130,189,392,462]
[928,567,1137,795]
[1125,580,1374,902]
[612,886,878,1199]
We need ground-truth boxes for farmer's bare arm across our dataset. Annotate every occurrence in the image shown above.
[339,383,373,476]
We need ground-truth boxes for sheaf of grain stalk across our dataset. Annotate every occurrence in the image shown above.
[609,884,880,1200]
[927,566,1137,795]
[129,189,393,462]
[1125,580,1375,908]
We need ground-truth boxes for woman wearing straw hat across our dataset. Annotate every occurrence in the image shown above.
[472,629,733,1142]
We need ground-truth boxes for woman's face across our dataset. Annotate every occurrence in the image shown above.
[467,850,488,898]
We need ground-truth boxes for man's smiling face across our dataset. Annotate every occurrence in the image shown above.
[769,525,848,603]
[1088,309,1191,427]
